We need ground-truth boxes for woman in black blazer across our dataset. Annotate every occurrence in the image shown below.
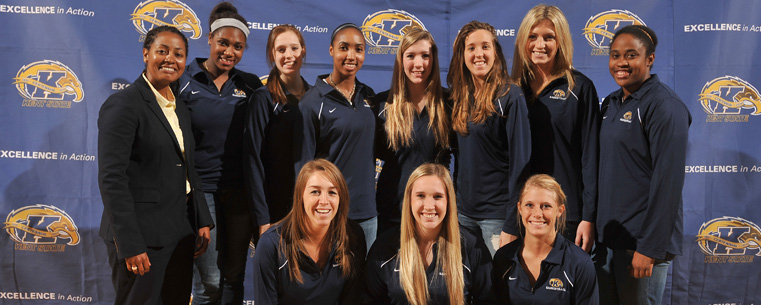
[97,25,214,305]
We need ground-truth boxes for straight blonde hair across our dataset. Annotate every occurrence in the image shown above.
[399,164,463,305]
[447,21,511,136]
[385,28,449,151]
[277,159,356,283]
[512,5,575,100]
[517,174,568,236]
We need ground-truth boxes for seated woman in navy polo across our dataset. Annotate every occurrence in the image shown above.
[492,174,598,305]
[364,163,494,304]
[252,159,365,305]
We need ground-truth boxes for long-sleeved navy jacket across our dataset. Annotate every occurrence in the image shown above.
[492,234,599,305]
[596,74,691,259]
[374,90,451,226]
[178,58,262,192]
[364,228,495,304]
[295,75,377,220]
[505,70,600,235]
[454,84,531,234]
[244,79,312,225]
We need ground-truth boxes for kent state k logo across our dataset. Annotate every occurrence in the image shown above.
[583,9,645,55]
[699,76,761,119]
[13,60,84,103]
[361,9,426,54]
[131,0,202,40]
[4,204,80,247]
[697,216,761,257]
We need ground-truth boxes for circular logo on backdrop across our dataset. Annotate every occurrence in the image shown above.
[13,60,84,108]
[699,76,761,118]
[696,217,761,262]
[4,204,80,251]
[131,0,202,40]
[582,9,645,55]
[361,9,426,54]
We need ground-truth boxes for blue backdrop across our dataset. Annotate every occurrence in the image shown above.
[1,0,760,304]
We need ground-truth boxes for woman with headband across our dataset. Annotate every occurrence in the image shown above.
[177,2,262,304]
[373,28,451,235]
[295,23,378,249]
[244,24,310,235]
[503,4,600,253]
[447,21,531,256]
[596,25,691,305]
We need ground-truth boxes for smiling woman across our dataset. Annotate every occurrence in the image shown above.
[491,174,598,305]
[176,2,263,304]
[295,23,378,250]
[98,25,213,305]
[364,163,495,305]
[252,159,366,305]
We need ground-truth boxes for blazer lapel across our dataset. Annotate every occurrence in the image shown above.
[135,76,185,159]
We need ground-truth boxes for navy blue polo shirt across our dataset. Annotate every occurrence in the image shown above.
[364,228,495,304]
[244,79,312,225]
[252,221,366,305]
[503,71,600,234]
[597,74,691,259]
[492,234,599,305]
[374,90,451,226]
[178,58,262,191]
[454,84,531,232]
[295,74,377,220]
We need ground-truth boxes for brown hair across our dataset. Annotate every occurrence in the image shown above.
[278,159,356,283]
[265,24,306,105]
[447,21,511,136]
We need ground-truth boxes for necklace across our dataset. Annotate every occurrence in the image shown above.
[327,73,356,102]
[203,60,218,79]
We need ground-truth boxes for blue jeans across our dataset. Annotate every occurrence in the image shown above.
[356,216,377,253]
[458,213,503,257]
[595,245,672,305]
[192,192,221,305]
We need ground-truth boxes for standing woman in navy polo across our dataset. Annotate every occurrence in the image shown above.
[245,24,311,237]
[296,23,377,248]
[177,2,263,304]
[492,174,598,305]
[252,159,366,305]
[502,5,600,253]
[596,25,690,305]
[364,163,494,305]
[374,28,450,235]
[447,21,532,256]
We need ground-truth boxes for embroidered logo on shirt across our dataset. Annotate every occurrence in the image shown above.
[549,89,567,100]
[364,99,371,107]
[232,88,246,98]
[329,107,337,113]
[191,91,200,95]
[393,268,400,272]
[619,111,633,123]
[508,276,517,281]
[546,278,566,292]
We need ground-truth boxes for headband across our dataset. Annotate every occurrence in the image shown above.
[638,27,653,44]
[330,23,361,44]
[210,18,250,38]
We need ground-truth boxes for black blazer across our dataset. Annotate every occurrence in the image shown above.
[98,75,213,260]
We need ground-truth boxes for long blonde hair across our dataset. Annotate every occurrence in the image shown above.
[399,164,463,305]
[512,5,575,100]
[447,21,510,136]
[385,28,449,151]
[517,174,568,236]
[278,159,355,283]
